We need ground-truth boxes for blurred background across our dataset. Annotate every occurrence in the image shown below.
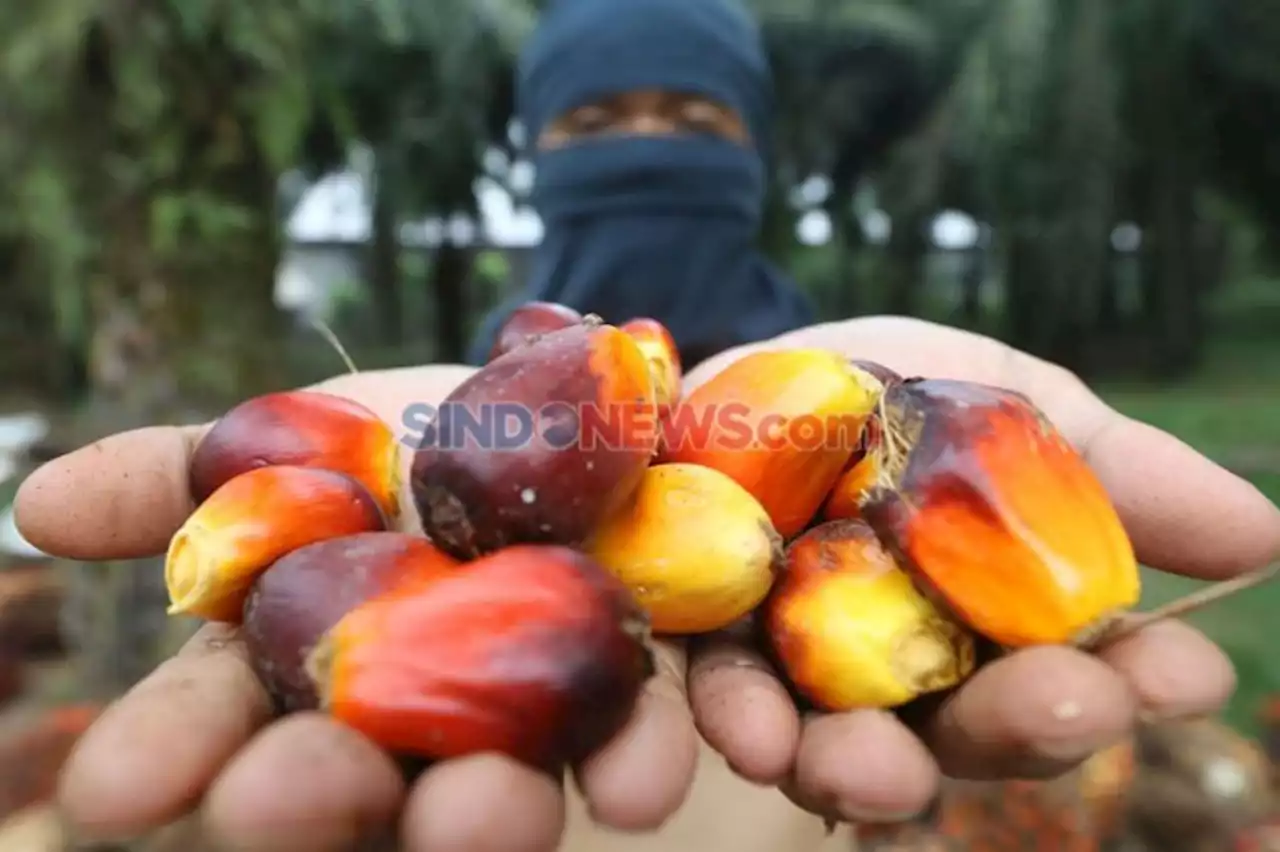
[0,0,1277,848]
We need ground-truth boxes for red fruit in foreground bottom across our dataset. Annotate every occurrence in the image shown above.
[309,545,653,767]
[243,532,463,712]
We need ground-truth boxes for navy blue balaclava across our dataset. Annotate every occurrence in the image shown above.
[465,0,815,368]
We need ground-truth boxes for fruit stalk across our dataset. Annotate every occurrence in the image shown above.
[1083,561,1280,650]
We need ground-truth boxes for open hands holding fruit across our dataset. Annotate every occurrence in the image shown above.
[15,314,1280,852]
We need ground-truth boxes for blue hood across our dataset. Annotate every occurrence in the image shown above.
[467,0,815,368]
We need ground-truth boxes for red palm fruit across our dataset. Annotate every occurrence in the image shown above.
[860,379,1140,648]
[412,321,657,559]
[488,301,584,362]
[658,349,884,539]
[165,466,386,622]
[243,532,463,711]
[309,545,652,768]
[0,704,101,821]
[190,390,402,519]
[620,318,682,414]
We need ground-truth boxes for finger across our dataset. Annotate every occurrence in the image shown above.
[1088,415,1280,579]
[58,624,272,839]
[402,754,564,852]
[687,633,800,784]
[923,645,1136,780]
[1015,361,1280,581]
[573,641,698,831]
[202,713,405,852]
[787,710,939,823]
[15,424,205,560]
[1097,619,1236,721]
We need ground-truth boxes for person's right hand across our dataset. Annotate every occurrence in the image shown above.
[18,365,704,852]
[679,317,1280,825]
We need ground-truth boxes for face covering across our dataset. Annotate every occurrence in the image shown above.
[465,0,815,368]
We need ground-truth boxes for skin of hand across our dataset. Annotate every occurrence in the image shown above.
[15,316,1280,852]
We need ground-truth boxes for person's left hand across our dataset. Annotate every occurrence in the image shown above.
[681,316,1280,824]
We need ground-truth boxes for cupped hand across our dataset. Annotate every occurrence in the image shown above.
[17,364,699,852]
[682,316,1280,824]
[14,317,1280,850]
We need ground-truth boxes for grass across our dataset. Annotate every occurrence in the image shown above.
[1098,332,1280,734]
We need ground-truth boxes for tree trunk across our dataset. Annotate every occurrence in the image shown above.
[1141,164,1201,378]
[1124,3,1205,378]
[51,18,290,699]
[1004,227,1046,352]
[1035,0,1118,376]
[820,187,864,318]
[430,243,472,363]
[1095,249,1122,334]
[957,244,986,327]
[883,213,928,317]
[367,155,404,346]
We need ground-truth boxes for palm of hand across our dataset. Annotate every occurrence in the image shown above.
[14,316,1280,852]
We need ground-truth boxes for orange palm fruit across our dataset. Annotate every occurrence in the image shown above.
[822,412,884,522]
[620,318,682,413]
[243,532,463,711]
[821,358,901,523]
[412,320,657,559]
[166,466,386,622]
[488,301,584,362]
[860,379,1140,647]
[309,545,652,768]
[765,519,975,711]
[189,390,402,519]
[658,349,884,539]
[584,463,782,634]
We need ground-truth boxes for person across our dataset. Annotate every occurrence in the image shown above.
[465,0,815,369]
[15,315,1279,852]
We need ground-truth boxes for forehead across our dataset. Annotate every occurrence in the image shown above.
[521,52,759,131]
[562,89,733,109]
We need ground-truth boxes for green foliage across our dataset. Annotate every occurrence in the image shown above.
[303,0,522,215]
